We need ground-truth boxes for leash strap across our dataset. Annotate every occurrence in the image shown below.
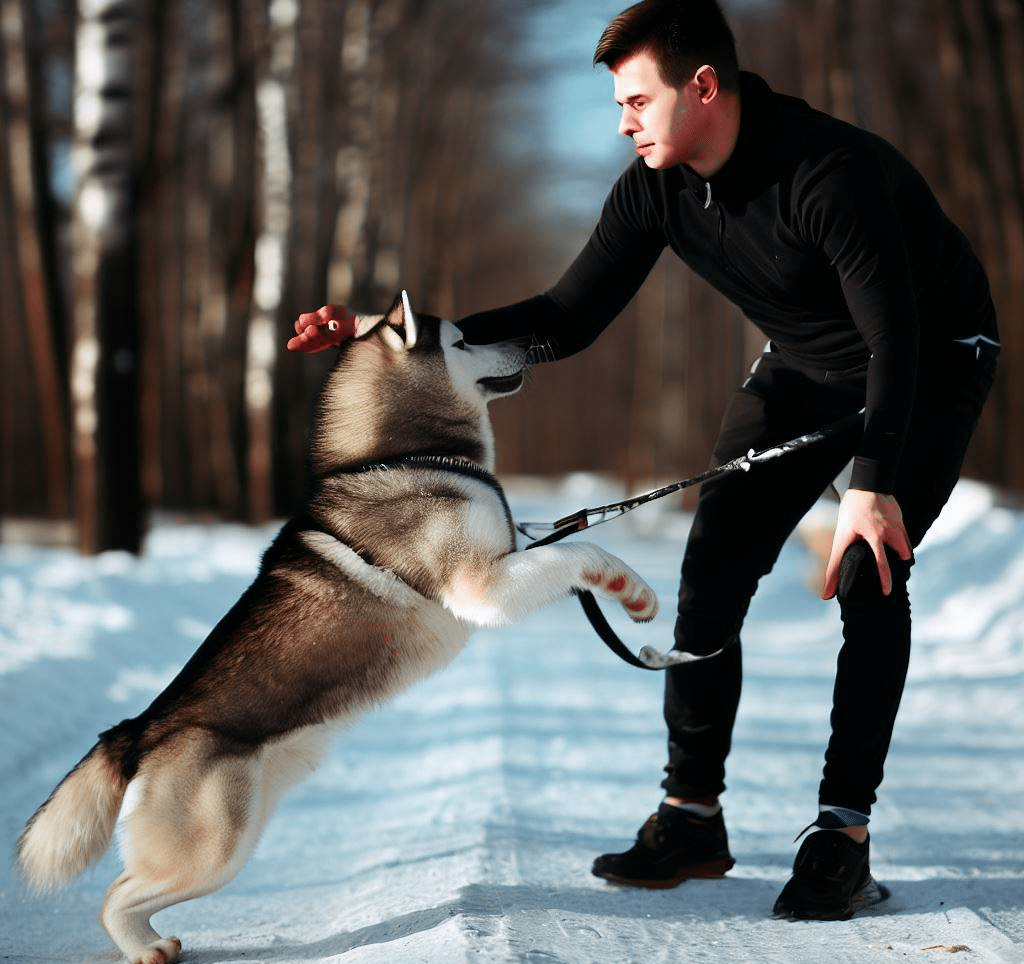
[518,409,863,544]
[522,410,863,670]
[574,589,660,670]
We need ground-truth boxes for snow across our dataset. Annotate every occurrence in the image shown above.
[2,478,1023,963]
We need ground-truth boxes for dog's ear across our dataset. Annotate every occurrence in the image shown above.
[378,289,418,351]
[400,290,419,348]
[354,291,418,350]
[353,313,386,339]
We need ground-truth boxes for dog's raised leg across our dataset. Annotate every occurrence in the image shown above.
[444,542,659,626]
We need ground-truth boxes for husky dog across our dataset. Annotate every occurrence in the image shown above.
[17,293,657,964]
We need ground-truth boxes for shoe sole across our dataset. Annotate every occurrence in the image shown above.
[773,873,892,921]
[593,856,736,889]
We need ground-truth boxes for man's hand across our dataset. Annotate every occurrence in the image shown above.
[286,304,359,352]
[821,488,912,599]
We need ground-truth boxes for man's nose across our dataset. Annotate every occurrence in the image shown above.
[618,108,638,137]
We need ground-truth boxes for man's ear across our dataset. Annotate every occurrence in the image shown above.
[693,64,719,104]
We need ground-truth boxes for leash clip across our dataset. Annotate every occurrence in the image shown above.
[551,508,590,532]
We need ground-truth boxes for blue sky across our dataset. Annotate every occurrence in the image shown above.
[515,1,636,219]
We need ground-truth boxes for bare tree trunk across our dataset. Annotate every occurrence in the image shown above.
[135,0,257,518]
[936,0,1021,487]
[328,0,373,307]
[137,0,181,508]
[1,0,69,517]
[271,0,346,511]
[183,0,241,513]
[70,0,143,553]
[246,0,296,522]
[219,0,261,516]
[971,0,1024,487]
[361,0,406,306]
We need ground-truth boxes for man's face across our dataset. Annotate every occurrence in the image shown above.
[611,49,706,171]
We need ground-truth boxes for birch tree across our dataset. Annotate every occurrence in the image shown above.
[246,0,297,522]
[70,0,143,552]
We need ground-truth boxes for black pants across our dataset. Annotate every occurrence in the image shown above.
[662,343,998,815]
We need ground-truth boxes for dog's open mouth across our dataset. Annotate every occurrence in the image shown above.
[478,371,525,394]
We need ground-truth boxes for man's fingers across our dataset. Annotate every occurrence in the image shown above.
[821,539,844,599]
[286,325,333,353]
[874,541,893,596]
[285,330,319,352]
[895,529,914,562]
[294,309,323,335]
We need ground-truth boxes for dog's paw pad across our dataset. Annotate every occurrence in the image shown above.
[585,570,637,596]
[624,589,658,622]
[580,560,658,621]
[606,575,628,593]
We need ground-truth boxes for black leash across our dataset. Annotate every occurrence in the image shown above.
[521,410,863,670]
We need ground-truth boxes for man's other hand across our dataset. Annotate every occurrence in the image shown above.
[822,489,913,599]
[286,305,359,352]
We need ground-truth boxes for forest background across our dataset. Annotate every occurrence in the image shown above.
[1,0,1022,553]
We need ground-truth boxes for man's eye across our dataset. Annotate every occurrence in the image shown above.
[452,339,467,350]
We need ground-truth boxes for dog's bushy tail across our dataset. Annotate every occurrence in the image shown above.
[16,737,130,891]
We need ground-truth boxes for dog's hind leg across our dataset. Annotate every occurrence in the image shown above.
[100,872,184,964]
[101,744,269,964]
[101,728,331,964]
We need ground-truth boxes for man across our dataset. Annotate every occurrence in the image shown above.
[290,0,999,920]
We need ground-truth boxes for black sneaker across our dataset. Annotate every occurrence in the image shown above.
[591,803,735,889]
[773,831,891,920]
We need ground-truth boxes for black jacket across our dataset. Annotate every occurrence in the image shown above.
[458,72,998,492]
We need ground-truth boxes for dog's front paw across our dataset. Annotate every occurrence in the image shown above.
[136,938,181,964]
[581,563,658,622]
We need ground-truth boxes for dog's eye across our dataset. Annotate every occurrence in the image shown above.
[452,339,467,351]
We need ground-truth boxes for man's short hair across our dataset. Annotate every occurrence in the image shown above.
[594,0,740,92]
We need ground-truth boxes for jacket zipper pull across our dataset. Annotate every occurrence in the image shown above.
[704,182,713,210]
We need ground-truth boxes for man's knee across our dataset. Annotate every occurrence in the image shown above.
[836,540,911,603]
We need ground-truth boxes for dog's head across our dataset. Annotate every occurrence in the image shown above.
[310,292,526,474]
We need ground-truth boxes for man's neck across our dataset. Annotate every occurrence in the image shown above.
[690,89,742,179]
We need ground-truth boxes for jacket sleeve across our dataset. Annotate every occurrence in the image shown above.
[457,161,666,362]
[796,149,920,493]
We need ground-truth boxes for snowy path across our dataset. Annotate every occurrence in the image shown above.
[2,480,1022,963]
